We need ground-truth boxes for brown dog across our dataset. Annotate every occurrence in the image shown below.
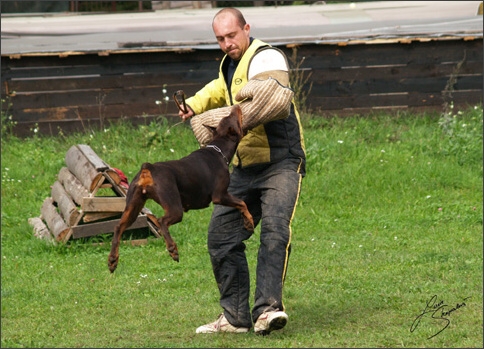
[108,105,254,273]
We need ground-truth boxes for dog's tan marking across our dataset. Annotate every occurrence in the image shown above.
[138,169,154,194]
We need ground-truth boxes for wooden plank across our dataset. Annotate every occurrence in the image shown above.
[64,145,100,191]
[77,144,109,171]
[40,197,70,241]
[310,90,483,114]
[104,169,121,185]
[51,181,81,226]
[5,102,152,123]
[103,169,127,197]
[82,197,126,212]
[144,212,162,239]
[89,172,106,195]
[308,75,482,97]
[309,61,483,82]
[92,238,148,247]
[57,167,89,206]
[71,214,148,239]
[82,212,121,223]
[5,69,217,92]
[281,40,483,69]
[7,85,189,110]
[1,49,219,75]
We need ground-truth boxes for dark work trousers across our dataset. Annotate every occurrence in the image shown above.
[207,157,304,328]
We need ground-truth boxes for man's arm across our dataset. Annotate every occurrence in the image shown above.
[184,72,227,116]
[248,47,290,86]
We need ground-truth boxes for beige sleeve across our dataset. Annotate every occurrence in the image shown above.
[190,74,294,146]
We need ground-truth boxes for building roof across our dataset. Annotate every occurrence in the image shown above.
[1,1,482,57]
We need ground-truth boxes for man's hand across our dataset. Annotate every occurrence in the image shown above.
[178,107,195,122]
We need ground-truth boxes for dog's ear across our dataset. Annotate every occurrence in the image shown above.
[202,124,217,134]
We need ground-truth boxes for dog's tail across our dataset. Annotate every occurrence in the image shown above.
[138,164,154,194]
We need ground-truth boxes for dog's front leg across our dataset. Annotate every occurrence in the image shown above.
[147,216,179,262]
[215,194,254,232]
[157,216,180,262]
[108,224,123,273]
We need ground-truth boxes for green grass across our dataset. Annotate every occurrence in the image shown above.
[1,106,482,348]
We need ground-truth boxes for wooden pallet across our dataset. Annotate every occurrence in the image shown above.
[28,144,161,243]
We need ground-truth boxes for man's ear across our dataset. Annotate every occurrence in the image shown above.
[203,124,216,134]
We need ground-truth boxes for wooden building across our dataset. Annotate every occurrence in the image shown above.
[1,1,482,137]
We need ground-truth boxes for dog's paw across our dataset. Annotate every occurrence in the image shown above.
[108,255,118,273]
[168,246,180,262]
[244,216,255,232]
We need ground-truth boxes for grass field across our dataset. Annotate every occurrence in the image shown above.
[1,104,482,348]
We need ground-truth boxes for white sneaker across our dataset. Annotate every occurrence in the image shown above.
[254,311,288,335]
[196,314,250,334]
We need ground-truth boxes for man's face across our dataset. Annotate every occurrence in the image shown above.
[212,13,250,61]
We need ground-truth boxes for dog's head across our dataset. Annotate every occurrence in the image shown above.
[203,104,244,143]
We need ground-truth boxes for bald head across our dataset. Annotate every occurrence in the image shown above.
[212,7,251,61]
[213,7,246,29]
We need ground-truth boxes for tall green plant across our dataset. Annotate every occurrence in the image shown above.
[438,103,483,166]
[1,96,16,139]
[288,47,313,114]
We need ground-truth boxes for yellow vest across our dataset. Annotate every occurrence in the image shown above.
[186,39,306,169]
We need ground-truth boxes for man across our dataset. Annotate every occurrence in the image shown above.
[178,7,306,335]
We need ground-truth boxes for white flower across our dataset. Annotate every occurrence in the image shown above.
[337,140,343,144]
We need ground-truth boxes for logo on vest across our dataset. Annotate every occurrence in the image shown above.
[234,78,243,85]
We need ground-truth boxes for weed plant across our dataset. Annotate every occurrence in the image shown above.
[1,106,482,348]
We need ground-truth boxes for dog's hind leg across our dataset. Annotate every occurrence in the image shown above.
[108,187,146,273]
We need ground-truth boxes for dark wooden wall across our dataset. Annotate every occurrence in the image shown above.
[1,38,482,137]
